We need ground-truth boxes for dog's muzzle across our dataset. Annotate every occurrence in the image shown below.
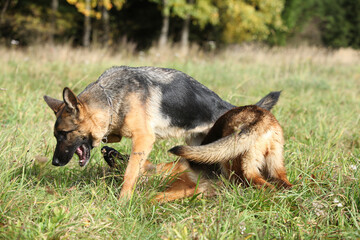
[52,157,65,166]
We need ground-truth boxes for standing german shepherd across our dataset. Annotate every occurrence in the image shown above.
[101,92,292,202]
[44,66,235,199]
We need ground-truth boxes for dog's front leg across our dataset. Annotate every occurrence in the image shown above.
[119,133,155,199]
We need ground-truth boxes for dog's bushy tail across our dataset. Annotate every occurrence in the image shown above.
[169,91,281,164]
[169,130,256,164]
[255,91,281,111]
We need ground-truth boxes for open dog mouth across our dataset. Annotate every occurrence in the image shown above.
[75,143,91,167]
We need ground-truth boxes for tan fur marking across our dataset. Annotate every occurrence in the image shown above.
[244,173,276,190]
[273,169,293,189]
[82,105,111,147]
[143,160,211,202]
[168,105,292,199]
[119,94,155,199]
[152,161,202,202]
[154,183,198,203]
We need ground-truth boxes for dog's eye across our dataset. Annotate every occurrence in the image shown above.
[59,130,75,135]
[55,131,67,141]
[55,130,75,141]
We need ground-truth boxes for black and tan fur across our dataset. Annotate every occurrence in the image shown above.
[44,66,235,199]
[101,146,214,202]
[102,92,292,202]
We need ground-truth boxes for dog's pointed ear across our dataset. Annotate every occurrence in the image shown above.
[63,87,79,111]
[43,95,64,115]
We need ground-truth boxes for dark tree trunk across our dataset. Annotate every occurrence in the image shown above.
[83,0,91,47]
[91,4,101,46]
[50,0,58,42]
[102,5,110,47]
[180,0,193,51]
[181,14,190,50]
[1,0,11,22]
[158,0,169,48]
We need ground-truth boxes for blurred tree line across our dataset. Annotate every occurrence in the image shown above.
[0,0,359,50]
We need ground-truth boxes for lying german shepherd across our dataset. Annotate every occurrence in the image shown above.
[44,66,236,199]
[102,92,292,202]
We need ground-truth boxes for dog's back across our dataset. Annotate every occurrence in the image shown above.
[83,66,234,141]
[170,92,292,189]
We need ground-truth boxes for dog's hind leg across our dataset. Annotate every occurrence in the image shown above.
[154,168,208,202]
[267,158,293,189]
[241,150,276,190]
[145,160,209,202]
[265,144,293,189]
[244,173,276,190]
[154,180,201,203]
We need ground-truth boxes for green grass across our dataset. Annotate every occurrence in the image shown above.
[0,45,359,239]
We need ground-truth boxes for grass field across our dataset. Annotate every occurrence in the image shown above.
[0,45,359,239]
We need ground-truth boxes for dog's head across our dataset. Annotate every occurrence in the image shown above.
[44,88,105,167]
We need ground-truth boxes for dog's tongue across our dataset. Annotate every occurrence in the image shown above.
[76,145,88,167]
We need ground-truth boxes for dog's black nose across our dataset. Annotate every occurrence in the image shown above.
[52,158,61,166]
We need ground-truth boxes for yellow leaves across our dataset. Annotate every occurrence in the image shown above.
[112,0,125,10]
[103,0,113,10]
[194,0,219,26]
[171,0,190,18]
[67,0,77,4]
[64,0,284,44]
[67,0,125,17]
[95,12,102,19]
[219,0,285,43]
[170,0,219,28]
